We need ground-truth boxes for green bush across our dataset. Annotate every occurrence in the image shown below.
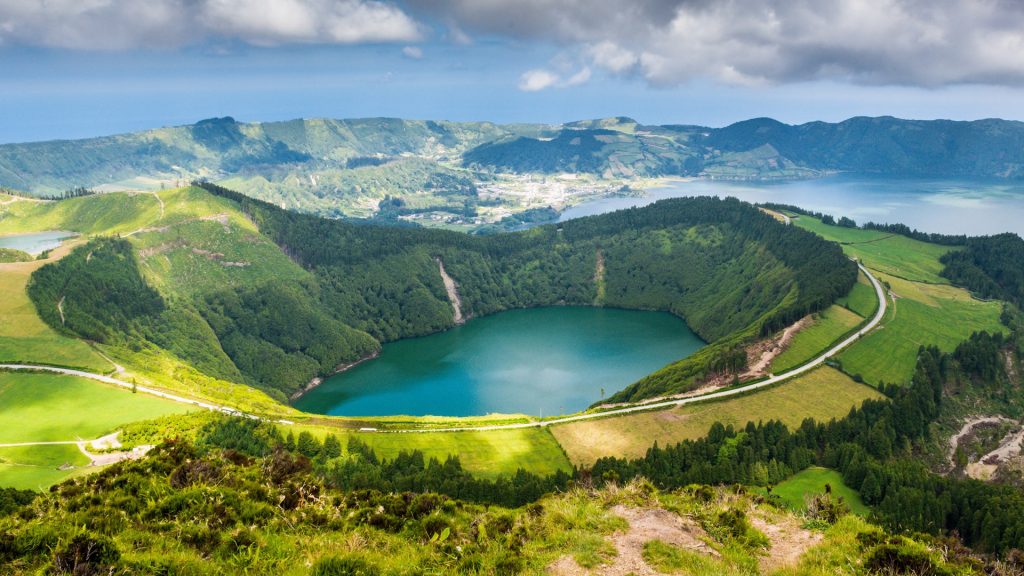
[311,554,381,576]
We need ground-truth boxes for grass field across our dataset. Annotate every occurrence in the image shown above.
[0,244,110,372]
[837,272,1003,385]
[766,466,869,516]
[796,216,955,284]
[291,423,571,479]
[0,372,193,443]
[551,366,882,466]
[771,305,863,373]
[835,272,878,318]
[0,445,90,489]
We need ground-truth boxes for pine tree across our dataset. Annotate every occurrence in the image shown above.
[297,431,321,459]
[323,435,342,459]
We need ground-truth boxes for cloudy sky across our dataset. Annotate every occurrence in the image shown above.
[2,0,1023,142]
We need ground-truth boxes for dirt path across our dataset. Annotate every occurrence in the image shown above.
[549,505,716,576]
[2,432,153,468]
[436,257,464,324]
[124,191,166,236]
[57,295,65,326]
[750,513,822,573]
[594,249,606,305]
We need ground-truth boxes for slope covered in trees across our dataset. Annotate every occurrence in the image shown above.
[942,233,1024,308]
[201,183,856,400]
[26,184,854,404]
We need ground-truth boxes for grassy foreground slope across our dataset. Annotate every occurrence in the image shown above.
[551,367,882,466]
[0,421,983,575]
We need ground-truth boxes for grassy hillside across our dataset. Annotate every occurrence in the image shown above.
[797,215,1005,386]
[0,422,985,575]
[551,367,882,466]
[766,467,869,516]
[770,304,863,373]
[0,372,192,444]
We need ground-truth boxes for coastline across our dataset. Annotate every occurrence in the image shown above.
[289,350,381,402]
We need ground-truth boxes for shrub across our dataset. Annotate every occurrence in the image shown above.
[864,542,953,576]
[311,554,381,576]
[804,492,850,524]
[52,533,120,575]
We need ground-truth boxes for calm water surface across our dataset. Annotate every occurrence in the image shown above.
[0,231,75,255]
[295,307,704,417]
[561,175,1024,237]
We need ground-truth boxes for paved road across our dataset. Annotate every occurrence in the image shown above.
[0,263,885,434]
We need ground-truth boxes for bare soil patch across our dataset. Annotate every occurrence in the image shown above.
[548,505,715,576]
[750,513,822,573]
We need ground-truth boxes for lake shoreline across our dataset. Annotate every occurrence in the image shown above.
[289,350,381,403]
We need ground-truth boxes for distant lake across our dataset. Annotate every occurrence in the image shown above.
[294,307,704,417]
[561,175,1024,237]
[0,231,75,255]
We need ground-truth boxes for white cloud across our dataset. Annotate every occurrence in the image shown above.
[587,42,638,74]
[564,66,591,87]
[412,0,1024,87]
[518,69,561,92]
[518,66,591,91]
[0,0,421,50]
[402,46,423,59]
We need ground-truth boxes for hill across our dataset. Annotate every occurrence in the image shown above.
[12,184,855,404]
[2,116,1023,225]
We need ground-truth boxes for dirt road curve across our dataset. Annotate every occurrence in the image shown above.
[0,263,884,434]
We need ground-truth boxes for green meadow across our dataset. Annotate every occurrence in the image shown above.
[771,304,863,373]
[767,466,869,516]
[0,372,192,444]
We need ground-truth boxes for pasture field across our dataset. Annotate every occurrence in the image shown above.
[765,466,869,516]
[292,423,572,479]
[0,463,95,491]
[771,305,863,373]
[835,272,877,318]
[837,272,1003,385]
[0,372,193,444]
[796,216,954,284]
[550,366,882,466]
[0,445,91,490]
[0,245,110,372]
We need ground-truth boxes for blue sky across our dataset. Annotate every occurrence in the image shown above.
[2,0,1023,143]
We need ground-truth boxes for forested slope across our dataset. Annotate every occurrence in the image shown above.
[26,185,855,405]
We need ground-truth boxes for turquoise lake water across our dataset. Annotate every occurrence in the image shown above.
[294,307,704,417]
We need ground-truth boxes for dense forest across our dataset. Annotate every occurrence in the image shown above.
[942,233,1024,308]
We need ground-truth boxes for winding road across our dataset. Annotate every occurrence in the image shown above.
[0,263,886,433]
